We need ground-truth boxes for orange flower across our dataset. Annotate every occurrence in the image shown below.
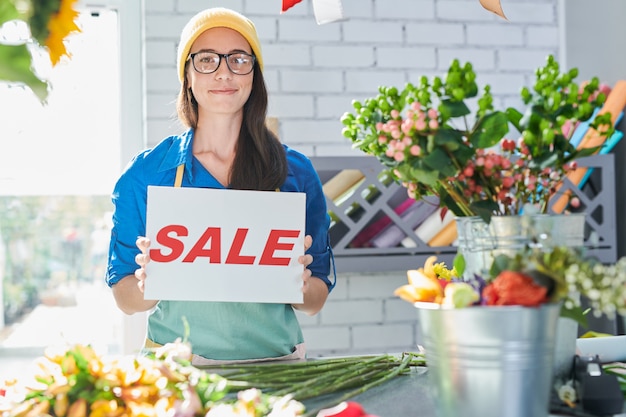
[45,0,81,65]
[483,270,548,306]
[394,257,445,304]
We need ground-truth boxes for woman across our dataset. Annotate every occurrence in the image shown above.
[105,7,334,364]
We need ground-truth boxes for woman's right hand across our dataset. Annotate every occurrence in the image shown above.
[134,237,151,293]
[111,236,158,314]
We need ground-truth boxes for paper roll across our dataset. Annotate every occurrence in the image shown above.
[370,197,440,248]
[402,208,454,248]
[427,220,458,247]
[551,80,626,214]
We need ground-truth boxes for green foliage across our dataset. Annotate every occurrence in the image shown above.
[341,55,614,224]
[0,44,49,101]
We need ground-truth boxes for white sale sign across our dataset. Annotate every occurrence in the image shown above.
[144,186,305,304]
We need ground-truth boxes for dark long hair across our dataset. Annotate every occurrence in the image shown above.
[176,62,287,191]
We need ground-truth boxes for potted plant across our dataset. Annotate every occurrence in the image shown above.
[341,56,621,417]
[393,247,626,417]
[341,54,617,296]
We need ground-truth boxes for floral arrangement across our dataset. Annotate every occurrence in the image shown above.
[0,339,424,417]
[0,0,81,101]
[394,245,626,326]
[0,341,306,417]
[341,55,614,223]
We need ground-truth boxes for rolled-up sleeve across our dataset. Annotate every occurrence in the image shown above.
[294,154,335,292]
[106,156,148,287]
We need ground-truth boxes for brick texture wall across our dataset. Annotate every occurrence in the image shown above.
[143,0,560,357]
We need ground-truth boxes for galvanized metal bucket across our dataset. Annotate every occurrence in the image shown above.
[454,213,585,379]
[416,303,561,417]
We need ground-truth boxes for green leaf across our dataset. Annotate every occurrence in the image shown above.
[528,152,559,170]
[0,44,49,102]
[433,128,464,151]
[505,107,524,132]
[470,111,509,149]
[449,143,475,167]
[573,146,602,158]
[560,305,588,328]
[453,253,466,277]
[406,164,440,187]
[423,147,457,177]
[0,0,20,27]
[519,105,546,133]
[469,200,499,224]
[489,254,513,277]
[439,98,471,119]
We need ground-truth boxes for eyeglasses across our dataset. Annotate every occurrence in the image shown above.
[188,51,256,75]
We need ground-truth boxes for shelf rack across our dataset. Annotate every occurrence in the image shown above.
[310,154,617,273]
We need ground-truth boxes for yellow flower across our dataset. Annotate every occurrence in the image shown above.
[432,261,458,281]
[45,0,81,65]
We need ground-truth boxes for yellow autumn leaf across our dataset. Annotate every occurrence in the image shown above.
[479,0,507,19]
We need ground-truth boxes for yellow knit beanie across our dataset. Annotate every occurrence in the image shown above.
[177,7,263,83]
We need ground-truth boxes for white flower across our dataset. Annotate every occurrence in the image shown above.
[557,379,577,406]
[155,338,193,362]
[267,395,306,417]
[205,403,246,416]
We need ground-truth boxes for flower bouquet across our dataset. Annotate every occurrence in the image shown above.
[395,246,626,319]
[394,247,626,417]
[0,341,307,417]
[341,55,614,224]
[0,336,425,417]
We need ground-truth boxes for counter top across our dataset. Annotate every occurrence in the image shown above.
[302,367,624,417]
[303,367,434,416]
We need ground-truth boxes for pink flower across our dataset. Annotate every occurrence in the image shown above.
[401,119,412,134]
[415,119,426,131]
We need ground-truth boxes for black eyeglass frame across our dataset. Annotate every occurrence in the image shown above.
[188,52,256,75]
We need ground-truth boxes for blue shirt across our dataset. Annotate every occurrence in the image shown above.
[106,129,334,360]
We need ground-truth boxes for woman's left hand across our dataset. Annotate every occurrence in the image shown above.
[294,235,328,315]
[298,235,314,294]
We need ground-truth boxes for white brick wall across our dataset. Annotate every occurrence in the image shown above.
[143,0,560,357]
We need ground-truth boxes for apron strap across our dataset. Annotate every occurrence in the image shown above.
[174,164,184,187]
